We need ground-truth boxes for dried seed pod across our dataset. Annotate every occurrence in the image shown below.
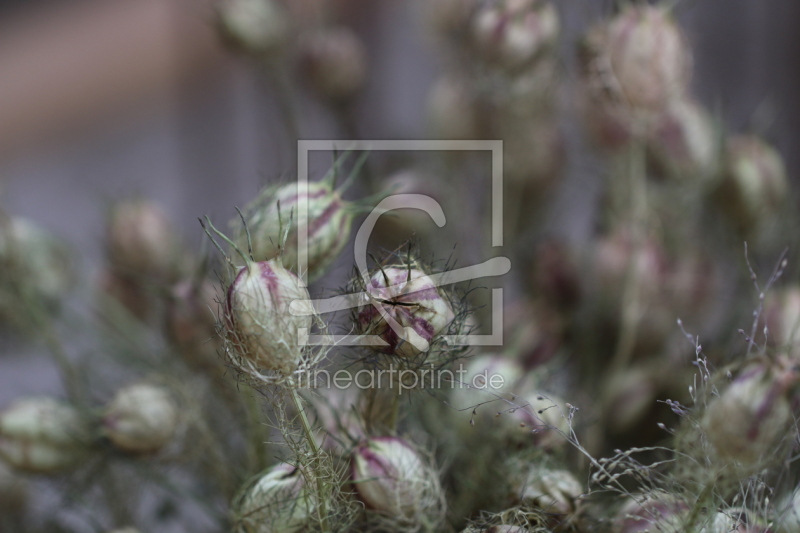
[166,279,221,367]
[107,199,179,280]
[647,98,720,183]
[225,260,313,375]
[103,384,179,454]
[702,360,796,465]
[299,27,367,103]
[0,398,92,474]
[765,286,800,357]
[237,180,354,282]
[216,0,290,56]
[355,265,455,357]
[603,6,690,113]
[613,492,689,533]
[714,135,788,234]
[471,0,559,72]
[235,463,316,533]
[0,215,72,329]
[518,467,582,516]
[351,437,445,526]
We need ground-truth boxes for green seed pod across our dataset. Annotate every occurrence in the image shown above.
[103,384,179,454]
[235,463,316,533]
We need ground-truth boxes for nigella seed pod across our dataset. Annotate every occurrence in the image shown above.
[216,0,290,57]
[355,265,455,357]
[701,509,760,533]
[450,354,526,428]
[471,0,559,72]
[426,0,479,37]
[507,392,570,450]
[225,259,313,375]
[647,98,720,183]
[714,135,788,235]
[235,463,316,533]
[237,179,355,283]
[107,199,179,280]
[351,437,445,526]
[604,6,690,113]
[613,493,689,533]
[765,286,800,358]
[166,279,221,367]
[102,384,179,454]
[0,398,92,474]
[702,361,796,465]
[427,75,482,141]
[519,467,582,516]
[299,27,367,103]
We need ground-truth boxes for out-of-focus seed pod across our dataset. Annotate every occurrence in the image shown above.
[701,509,756,533]
[225,260,313,375]
[471,0,559,73]
[355,265,455,357]
[0,215,72,328]
[166,279,221,367]
[765,286,800,358]
[604,6,690,113]
[647,98,720,183]
[216,0,290,56]
[308,387,364,453]
[99,268,152,321]
[776,489,800,533]
[605,366,657,435]
[450,354,526,419]
[614,493,689,533]
[237,180,354,282]
[497,115,565,191]
[103,384,179,454]
[518,467,582,516]
[463,526,530,533]
[351,437,444,526]
[427,75,483,140]
[107,200,179,280]
[426,0,479,38]
[714,135,788,235]
[702,360,796,465]
[507,391,570,450]
[0,398,92,474]
[299,27,367,103]
[235,463,316,533]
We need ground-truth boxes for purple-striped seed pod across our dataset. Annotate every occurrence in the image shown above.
[356,266,455,357]
[351,437,442,523]
[519,467,583,516]
[702,360,797,465]
[0,398,92,474]
[604,6,691,114]
[237,180,354,283]
[102,384,179,455]
[235,463,316,533]
[613,492,689,533]
[225,260,313,375]
[471,0,559,73]
[715,135,788,235]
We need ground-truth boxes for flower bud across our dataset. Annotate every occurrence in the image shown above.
[613,492,689,533]
[225,260,313,375]
[107,199,179,280]
[217,0,290,56]
[0,398,91,474]
[237,180,354,282]
[647,98,720,182]
[299,27,367,103]
[355,265,455,357]
[471,0,559,72]
[427,75,482,140]
[103,384,179,454]
[166,279,221,367]
[236,463,316,533]
[604,6,690,113]
[702,361,796,465]
[351,437,443,525]
[518,467,582,516]
[715,135,788,234]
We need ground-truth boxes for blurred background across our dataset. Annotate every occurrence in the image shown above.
[1,0,798,406]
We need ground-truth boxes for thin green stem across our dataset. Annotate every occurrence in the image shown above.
[290,388,330,533]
